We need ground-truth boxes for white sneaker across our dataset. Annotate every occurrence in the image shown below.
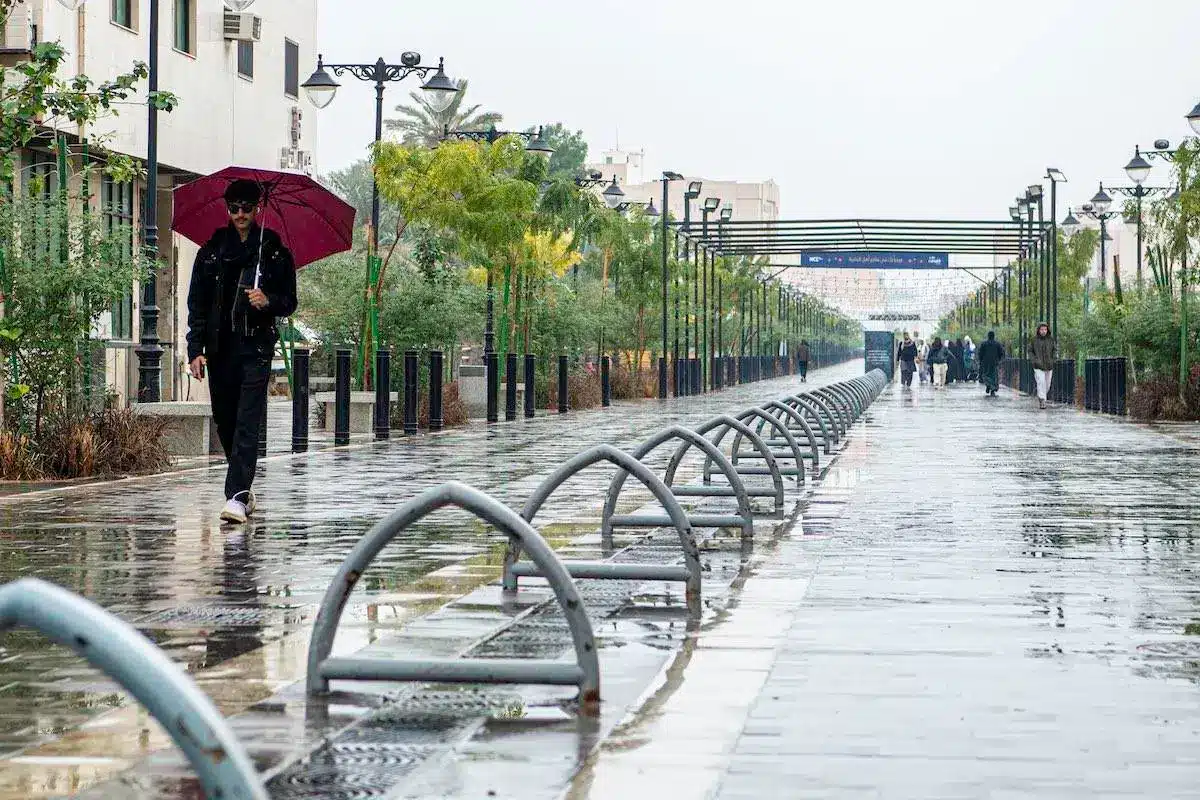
[243,490,257,516]
[220,498,248,524]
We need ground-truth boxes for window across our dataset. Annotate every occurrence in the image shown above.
[237,40,254,79]
[111,0,133,29]
[101,176,136,340]
[173,0,193,54]
[284,39,299,97]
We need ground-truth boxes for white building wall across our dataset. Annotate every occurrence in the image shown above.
[28,0,319,404]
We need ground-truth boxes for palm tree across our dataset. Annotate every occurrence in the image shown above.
[384,80,502,149]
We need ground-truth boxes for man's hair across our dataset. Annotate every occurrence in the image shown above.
[987,331,996,340]
[224,179,262,205]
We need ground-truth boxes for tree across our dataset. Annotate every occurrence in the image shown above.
[0,186,146,436]
[321,158,400,244]
[538,123,588,181]
[384,80,502,149]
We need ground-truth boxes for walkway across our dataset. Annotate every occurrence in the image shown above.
[0,363,857,799]
[570,381,1200,798]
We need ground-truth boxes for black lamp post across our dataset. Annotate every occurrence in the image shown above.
[303,53,458,256]
[679,181,701,396]
[442,125,554,356]
[700,197,720,392]
[1045,168,1066,334]
[658,171,684,399]
[1077,184,1120,288]
[1027,183,1045,327]
[1113,147,1168,288]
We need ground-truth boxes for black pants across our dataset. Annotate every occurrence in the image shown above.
[209,337,271,500]
[798,360,808,379]
[900,362,915,386]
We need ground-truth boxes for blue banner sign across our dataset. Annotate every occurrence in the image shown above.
[800,251,949,269]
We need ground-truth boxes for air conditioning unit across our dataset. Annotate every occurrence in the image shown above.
[222,12,261,42]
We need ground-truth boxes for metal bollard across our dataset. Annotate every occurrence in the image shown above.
[505,353,518,421]
[558,354,568,414]
[485,352,499,424]
[429,350,444,431]
[403,350,418,435]
[291,347,309,453]
[334,348,351,446]
[524,353,536,418]
[601,355,611,407]
[375,349,391,441]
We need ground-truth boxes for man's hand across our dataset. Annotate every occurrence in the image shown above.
[189,355,207,381]
[246,287,269,310]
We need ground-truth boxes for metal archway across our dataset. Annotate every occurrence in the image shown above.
[506,444,702,604]
[665,414,786,516]
[601,426,754,541]
[0,579,267,800]
[308,482,601,707]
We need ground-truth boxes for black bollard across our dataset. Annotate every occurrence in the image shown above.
[558,354,569,414]
[291,347,309,453]
[505,353,518,421]
[524,353,535,418]
[485,352,499,423]
[429,350,444,431]
[403,350,418,435]
[601,355,611,407]
[334,347,351,446]
[375,349,391,441]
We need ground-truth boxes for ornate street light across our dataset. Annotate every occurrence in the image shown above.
[601,176,625,209]
[1061,210,1080,236]
[443,124,556,158]
[1090,183,1113,215]
[1187,101,1200,136]
[1125,146,1152,185]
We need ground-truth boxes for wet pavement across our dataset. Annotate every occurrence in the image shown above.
[0,363,856,798]
[5,368,1200,798]
[572,381,1200,798]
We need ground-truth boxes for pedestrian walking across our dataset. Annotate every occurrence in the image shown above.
[1028,321,1057,409]
[928,337,951,388]
[187,179,298,524]
[963,335,977,381]
[896,332,918,387]
[796,340,810,382]
[949,338,965,384]
[976,331,1004,396]
[916,338,929,384]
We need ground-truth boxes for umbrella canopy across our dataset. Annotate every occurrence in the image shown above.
[171,166,356,268]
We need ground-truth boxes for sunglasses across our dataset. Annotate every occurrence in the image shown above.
[227,201,257,214]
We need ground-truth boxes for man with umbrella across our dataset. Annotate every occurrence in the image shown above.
[186,179,297,524]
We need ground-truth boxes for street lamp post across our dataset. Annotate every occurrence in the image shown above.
[1078,184,1119,288]
[679,181,701,396]
[1113,147,1168,289]
[135,0,165,402]
[1046,168,1067,334]
[303,51,458,388]
[659,171,684,399]
[700,196,720,392]
[1027,184,1044,326]
[443,125,554,359]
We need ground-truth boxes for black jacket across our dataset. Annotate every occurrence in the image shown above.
[897,341,917,364]
[977,339,1005,368]
[187,225,297,361]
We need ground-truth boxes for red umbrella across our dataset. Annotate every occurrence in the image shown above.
[171,166,356,269]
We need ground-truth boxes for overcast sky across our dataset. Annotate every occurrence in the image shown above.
[315,0,1200,221]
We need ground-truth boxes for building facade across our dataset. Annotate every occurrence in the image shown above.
[5,0,318,403]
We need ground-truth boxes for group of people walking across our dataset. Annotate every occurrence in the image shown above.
[895,333,976,389]
[894,324,1058,409]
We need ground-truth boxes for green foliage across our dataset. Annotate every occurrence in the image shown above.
[0,7,177,182]
[0,186,147,436]
[384,80,502,149]
[538,123,588,181]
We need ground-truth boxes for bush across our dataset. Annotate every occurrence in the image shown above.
[1128,376,1200,421]
[1,406,170,481]
[548,370,601,411]
[611,364,651,401]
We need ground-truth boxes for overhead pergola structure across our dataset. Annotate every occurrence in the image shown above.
[670,218,1051,259]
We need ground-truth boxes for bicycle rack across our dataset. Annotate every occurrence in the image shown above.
[665,414,786,517]
[812,387,852,433]
[600,425,755,542]
[755,400,822,475]
[725,407,809,485]
[823,383,859,422]
[782,394,836,453]
[503,444,702,606]
[307,481,601,706]
[800,390,846,440]
[0,578,268,800]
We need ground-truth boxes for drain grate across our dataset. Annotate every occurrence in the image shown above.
[136,605,299,627]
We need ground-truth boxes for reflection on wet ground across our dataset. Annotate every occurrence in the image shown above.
[0,364,858,798]
[575,382,1200,798]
